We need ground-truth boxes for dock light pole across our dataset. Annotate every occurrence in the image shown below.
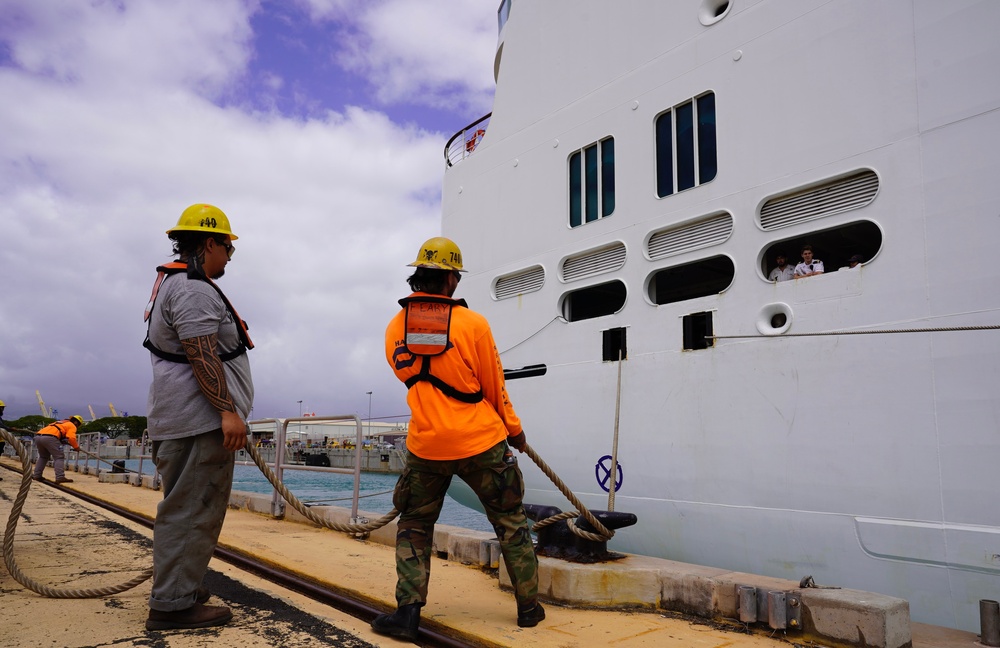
[366,391,373,441]
[297,400,302,417]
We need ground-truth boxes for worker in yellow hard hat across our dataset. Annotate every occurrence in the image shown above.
[32,415,83,483]
[373,237,542,641]
[142,203,255,631]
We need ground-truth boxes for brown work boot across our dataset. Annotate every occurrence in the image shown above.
[55,478,74,484]
[195,587,211,604]
[145,603,233,631]
[32,475,46,482]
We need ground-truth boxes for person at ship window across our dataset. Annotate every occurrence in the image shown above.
[839,254,864,270]
[142,204,254,631]
[768,252,794,282]
[373,237,544,641]
[794,244,825,278]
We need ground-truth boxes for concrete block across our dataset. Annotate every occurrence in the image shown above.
[447,530,496,566]
[98,472,130,484]
[799,587,911,648]
[432,525,454,555]
[658,560,730,618]
[140,474,161,490]
[365,515,398,547]
[514,555,661,607]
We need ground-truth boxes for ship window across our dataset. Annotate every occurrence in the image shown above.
[563,280,626,322]
[569,137,615,227]
[683,312,714,350]
[603,327,627,361]
[759,220,883,281]
[656,92,717,198]
[649,255,734,305]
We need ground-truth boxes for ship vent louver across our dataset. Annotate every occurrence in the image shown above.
[759,169,879,230]
[647,212,733,260]
[494,266,545,300]
[561,243,627,282]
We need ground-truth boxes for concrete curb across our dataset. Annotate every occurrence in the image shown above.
[229,492,910,647]
[79,480,910,648]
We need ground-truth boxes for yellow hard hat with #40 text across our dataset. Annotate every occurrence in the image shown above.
[408,237,465,272]
[167,204,239,240]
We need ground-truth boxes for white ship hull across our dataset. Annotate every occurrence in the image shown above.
[442,0,1000,632]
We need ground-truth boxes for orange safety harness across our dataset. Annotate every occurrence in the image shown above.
[37,420,75,443]
[400,295,483,404]
[142,261,254,363]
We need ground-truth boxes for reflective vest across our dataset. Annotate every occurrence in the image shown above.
[142,261,254,363]
[38,420,79,448]
[399,295,483,404]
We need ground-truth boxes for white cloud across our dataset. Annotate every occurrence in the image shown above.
[0,0,464,422]
[298,0,498,115]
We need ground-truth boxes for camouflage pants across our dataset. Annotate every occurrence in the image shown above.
[392,440,538,608]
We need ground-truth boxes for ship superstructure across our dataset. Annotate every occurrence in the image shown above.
[442,0,1000,632]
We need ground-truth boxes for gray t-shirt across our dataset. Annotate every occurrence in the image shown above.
[146,272,254,440]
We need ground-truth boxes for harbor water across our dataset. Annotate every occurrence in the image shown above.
[116,459,493,533]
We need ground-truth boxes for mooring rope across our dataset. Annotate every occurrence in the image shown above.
[1,428,153,598]
[1,425,613,599]
[521,444,613,541]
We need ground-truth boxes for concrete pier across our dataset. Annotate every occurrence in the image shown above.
[0,457,981,648]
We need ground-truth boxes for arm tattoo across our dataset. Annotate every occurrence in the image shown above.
[181,333,237,414]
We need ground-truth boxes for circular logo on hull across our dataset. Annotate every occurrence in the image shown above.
[595,455,624,493]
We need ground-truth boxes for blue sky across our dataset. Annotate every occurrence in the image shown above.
[0,0,499,423]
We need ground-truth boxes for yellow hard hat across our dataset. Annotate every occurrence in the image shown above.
[70,415,84,426]
[167,204,239,240]
[408,237,466,272]
[0,399,5,407]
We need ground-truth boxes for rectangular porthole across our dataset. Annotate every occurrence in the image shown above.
[603,327,627,361]
[683,312,714,350]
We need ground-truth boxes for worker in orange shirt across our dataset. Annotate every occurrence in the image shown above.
[32,415,84,483]
[373,237,543,641]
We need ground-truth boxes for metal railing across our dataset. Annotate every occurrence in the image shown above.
[57,418,370,523]
[242,416,365,520]
[444,113,492,167]
[70,432,150,480]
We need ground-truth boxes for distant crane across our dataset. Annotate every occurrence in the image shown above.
[88,405,98,421]
[109,402,120,417]
[36,390,51,417]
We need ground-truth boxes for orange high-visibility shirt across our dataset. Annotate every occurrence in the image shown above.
[385,292,522,461]
[36,420,81,450]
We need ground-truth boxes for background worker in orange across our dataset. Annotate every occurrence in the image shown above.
[373,237,543,642]
[32,415,84,483]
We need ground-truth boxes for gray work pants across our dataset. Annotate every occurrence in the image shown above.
[148,429,234,611]
[32,435,66,480]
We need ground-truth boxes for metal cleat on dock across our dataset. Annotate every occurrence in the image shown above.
[525,504,637,563]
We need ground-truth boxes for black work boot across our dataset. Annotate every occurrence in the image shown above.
[371,603,421,641]
[517,601,545,628]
